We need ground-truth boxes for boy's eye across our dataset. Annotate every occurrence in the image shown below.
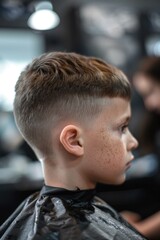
[120,125,128,133]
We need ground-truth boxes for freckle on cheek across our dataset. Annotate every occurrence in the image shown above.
[100,148,111,164]
[100,141,124,168]
[99,145,113,167]
[99,131,124,168]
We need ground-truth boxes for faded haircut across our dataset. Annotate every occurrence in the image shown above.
[14,52,131,156]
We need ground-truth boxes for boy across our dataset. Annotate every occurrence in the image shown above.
[0,52,147,239]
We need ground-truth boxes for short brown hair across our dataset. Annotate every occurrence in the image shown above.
[14,52,131,156]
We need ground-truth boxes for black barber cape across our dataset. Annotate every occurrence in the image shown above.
[0,185,147,240]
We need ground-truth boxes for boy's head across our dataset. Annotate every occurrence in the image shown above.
[14,52,138,187]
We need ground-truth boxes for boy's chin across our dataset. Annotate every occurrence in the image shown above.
[101,176,126,186]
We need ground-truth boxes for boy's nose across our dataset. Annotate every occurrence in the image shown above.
[128,133,139,151]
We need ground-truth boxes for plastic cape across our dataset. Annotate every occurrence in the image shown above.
[0,185,148,240]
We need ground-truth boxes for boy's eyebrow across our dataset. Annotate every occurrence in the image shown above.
[113,115,131,129]
[118,116,131,125]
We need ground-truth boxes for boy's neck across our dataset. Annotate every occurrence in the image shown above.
[41,160,96,190]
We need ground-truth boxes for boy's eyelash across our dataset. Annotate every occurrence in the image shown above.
[120,124,129,132]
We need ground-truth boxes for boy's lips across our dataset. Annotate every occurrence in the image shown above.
[125,155,134,169]
[126,161,132,169]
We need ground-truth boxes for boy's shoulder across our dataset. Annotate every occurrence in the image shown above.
[0,189,147,240]
[88,195,147,240]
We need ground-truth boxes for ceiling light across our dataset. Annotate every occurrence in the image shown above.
[27,1,60,31]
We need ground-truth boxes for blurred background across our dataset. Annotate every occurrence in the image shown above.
[0,0,160,227]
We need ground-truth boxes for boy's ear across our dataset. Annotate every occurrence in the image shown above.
[60,125,84,157]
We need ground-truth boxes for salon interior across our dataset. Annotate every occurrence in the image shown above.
[0,0,160,237]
